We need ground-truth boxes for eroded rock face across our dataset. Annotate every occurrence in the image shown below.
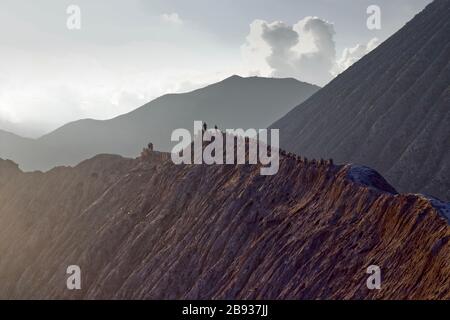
[0,152,448,300]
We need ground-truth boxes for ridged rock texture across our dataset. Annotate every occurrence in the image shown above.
[0,151,448,299]
[271,0,450,200]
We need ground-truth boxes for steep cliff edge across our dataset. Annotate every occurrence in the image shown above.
[0,152,448,299]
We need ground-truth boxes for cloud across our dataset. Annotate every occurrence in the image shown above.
[160,13,183,25]
[242,18,378,86]
[335,38,379,74]
[0,17,239,137]
[242,17,336,86]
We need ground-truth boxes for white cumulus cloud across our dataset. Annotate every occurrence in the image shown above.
[242,17,379,86]
[335,38,379,74]
[161,13,183,25]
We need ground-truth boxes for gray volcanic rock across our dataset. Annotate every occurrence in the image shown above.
[0,76,319,172]
[271,0,450,200]
[0,151,448,299]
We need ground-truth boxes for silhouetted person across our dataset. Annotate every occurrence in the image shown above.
[148,142,153,151]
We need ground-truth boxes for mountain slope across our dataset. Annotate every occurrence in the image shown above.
[0,129,36,163]
[271,0,450,200]
[0,76,319,171]
[0,129,32,149]
[0,150,448,299]
[0,119,44,138]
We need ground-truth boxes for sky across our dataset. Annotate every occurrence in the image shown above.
[0,0,432,137]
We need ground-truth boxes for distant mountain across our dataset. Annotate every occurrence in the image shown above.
[0,76,319,171]
[0,130,34,161]
[0,149,448,299]
[0,119,45,138]
[271,0,450,200]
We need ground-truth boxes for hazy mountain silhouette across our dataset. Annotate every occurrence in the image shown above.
[0,76,319,171]
[0,119,45,138]
[271,0,450,200]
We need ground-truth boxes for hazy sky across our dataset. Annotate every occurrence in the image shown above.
[0,0,432,137]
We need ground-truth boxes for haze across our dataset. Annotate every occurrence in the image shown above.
[0,0,431,137]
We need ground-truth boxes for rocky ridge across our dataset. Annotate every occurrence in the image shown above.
[0,148,448,299]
